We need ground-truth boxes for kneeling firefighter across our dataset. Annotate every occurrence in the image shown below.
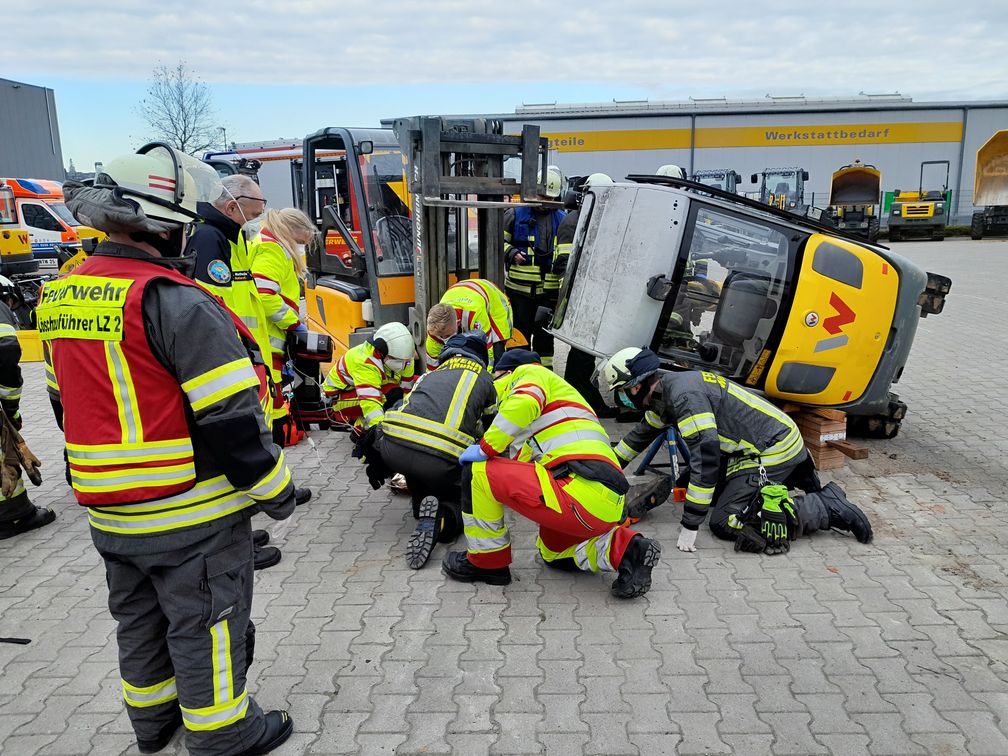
[601,348,873,557]
[41,145,295,756]
[355,332,499,569]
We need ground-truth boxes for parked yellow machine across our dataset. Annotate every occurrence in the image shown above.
[888,161,949,241]
[828,160,881,242]
[970,130,1008,240]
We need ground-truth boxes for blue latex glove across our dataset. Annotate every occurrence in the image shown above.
[293,322,308,333]
[459,444,489,465]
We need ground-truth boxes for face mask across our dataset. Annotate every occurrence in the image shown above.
[386,357,409,373]
[222,185,261,226]
[617,390,636,409]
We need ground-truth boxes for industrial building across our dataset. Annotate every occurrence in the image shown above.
[492,94,1007,224]
[0,77,64,180]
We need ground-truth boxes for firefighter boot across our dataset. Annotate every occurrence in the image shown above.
[442,551,512,586]
[611,535,662,599]
[820,482,873,543]
[0,505,55,540]
[294,487,312,506]
[406,496,439,570]
[252,530,270,548]
[237,710,294,756]
[253,545,282,571]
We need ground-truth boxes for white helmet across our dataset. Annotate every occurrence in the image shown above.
[583,173,614,189]
[545,167,563,199]
[599,347,661,393]
[656,164,687,179]
[373,321,416,362]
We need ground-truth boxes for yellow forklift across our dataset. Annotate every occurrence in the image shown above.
[828,160,881,242]
[970,130,1008,240]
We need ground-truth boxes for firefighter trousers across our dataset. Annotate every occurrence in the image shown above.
[509,292,555,368]
[95,520,266,756]
[463,457,638,572]
[708,451,825,541]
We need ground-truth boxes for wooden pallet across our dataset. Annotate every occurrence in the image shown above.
[779,405,868,471]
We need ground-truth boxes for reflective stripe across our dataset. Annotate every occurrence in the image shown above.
[0,324,15,336]
[123,676,178,708]
[678,412,717,438]
[355,386,383,400]
[210,620,233,705]
[384,411,474,447]
[726,382,793,425]
[645,411,664,429]
[253,276,280,294]
[614,439,637,463]
[106,341,142,444]
[87,476,254,534]
[66,438,193,466]
[0,385,21,400]
[363,409,383,426]
[686,483,715,506]
[182,359,259,413]
[488,414,525,440]
[269,335,287,351]
[382,423,468,457]
[181,688,249,732]
[462,512,511,553]
[513,383,546,407]
[243,454,291,501]
[446,370,478,429]
[537,427,611,453]
[527,406,598,435]
[72,463,196,492]
[575,528,617,572]
[269,303,297,323]
[535,465,562,513]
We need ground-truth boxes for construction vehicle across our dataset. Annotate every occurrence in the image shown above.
[0,178,105,272]
[887,160,949,241]
[970,130,1008,240]
[692,169,742,194]
[752,167,809,212]
[547,175,950,439]
[828,161,881,242]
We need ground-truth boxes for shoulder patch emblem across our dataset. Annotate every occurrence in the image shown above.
[207,259,232,284]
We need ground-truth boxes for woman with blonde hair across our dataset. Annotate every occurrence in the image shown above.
[250,207,317,445]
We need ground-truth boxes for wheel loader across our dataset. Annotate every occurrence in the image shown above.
[828,160,881,242]
[970,130,1008,240]
[547,175,951,438]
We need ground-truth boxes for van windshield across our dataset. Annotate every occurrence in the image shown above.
[47,201,78,227]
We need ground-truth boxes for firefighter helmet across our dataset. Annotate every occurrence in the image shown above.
[372,322,416,362]
[545,168,563,199]
[600,347,661,393]
[656,164,687,179]
[583,173,614,189]
[0,275,23,309]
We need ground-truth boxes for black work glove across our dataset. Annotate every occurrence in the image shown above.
[734,523,766,553]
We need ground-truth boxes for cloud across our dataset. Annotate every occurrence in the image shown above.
[8,0,1007,100]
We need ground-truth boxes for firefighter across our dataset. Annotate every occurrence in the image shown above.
[322,321,418,433]
[0,276,54,540]
[443,349,662,598]
[424,278,513,371]
[502,168,566,369]
[42,145,295,755]
[601,348,873,556]
[555,173,616,417]
[358,331,498,569]
[249,207,317,445]
[186,177,311,570]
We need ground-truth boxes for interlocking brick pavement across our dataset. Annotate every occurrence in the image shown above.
[1,238,1006,754]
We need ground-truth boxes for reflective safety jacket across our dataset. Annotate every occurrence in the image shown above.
[614,370,805,531]
[381,353,498,462]
[0,301,24,503]
[249,229,303,380]
[187,202,271,374]
[424,279,513,371]
[38,244,293,540]
[481,364,622,475]
[322,340,417,428]
[503,206,566,297]
[550,208,579,293]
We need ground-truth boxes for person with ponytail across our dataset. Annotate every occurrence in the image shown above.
[249,207,317,445]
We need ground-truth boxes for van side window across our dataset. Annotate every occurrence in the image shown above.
[21,203,63,232]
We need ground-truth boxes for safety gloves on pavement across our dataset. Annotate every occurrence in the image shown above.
[732,482,798,555]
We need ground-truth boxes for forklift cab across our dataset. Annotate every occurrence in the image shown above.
[551,178,942,415]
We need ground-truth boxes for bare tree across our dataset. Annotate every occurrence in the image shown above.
[138,62,219,155]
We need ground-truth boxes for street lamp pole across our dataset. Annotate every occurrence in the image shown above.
[219,126,228,151]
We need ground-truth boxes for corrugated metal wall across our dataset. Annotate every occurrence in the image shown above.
[0,78,64,180]
[500,100,1008,224]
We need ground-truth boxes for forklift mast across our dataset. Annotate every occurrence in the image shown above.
[391,116,554,344]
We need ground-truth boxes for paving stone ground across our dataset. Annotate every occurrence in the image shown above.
[1,238,1006,755]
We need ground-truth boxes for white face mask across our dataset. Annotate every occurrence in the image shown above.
[222,185,263,226]
[386,357,410,373]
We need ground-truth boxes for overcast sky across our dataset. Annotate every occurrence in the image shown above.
[7,0,1005,168]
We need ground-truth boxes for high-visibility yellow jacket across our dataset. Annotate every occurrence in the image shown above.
[322,341,417,429]
[249,230,303,382]
[424,279,513,371]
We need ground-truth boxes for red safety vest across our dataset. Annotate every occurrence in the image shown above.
[39,255,267,506]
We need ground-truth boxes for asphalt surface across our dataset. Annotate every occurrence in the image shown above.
[1,238,1006,754]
